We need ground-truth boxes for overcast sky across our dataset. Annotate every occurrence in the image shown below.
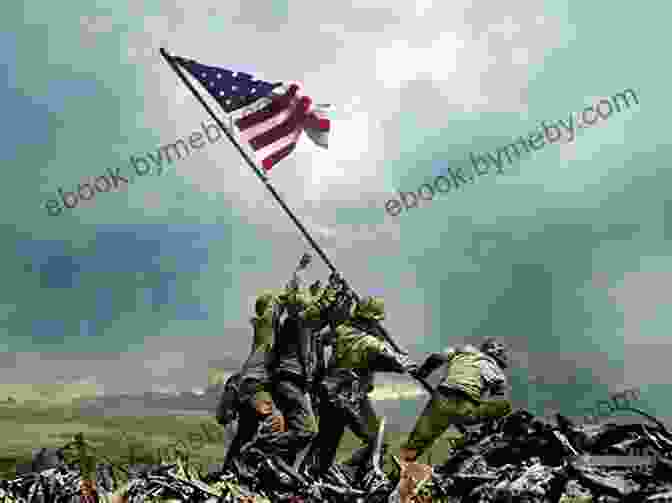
[1,1,670,424]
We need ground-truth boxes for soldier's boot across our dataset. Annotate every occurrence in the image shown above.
[343,442,389,479]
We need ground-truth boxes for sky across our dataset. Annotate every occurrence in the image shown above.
[0,0,670,426]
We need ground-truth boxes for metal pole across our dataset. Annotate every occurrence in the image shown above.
[160,48,433,393]
[159,48,339,275]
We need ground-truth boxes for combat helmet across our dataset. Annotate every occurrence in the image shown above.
[354,296,385,321]
[309,279,322,297]
[255,290,276,317]
[480,338,510,369]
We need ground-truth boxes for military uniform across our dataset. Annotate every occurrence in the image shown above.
[400,341,512,461]
[222,254,352,469]
[221,298,280,470]
[306,297,417,477]
[261,270,351,464]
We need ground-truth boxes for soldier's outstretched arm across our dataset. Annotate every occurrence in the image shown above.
[415,347,457,379]
[367,346,418,374]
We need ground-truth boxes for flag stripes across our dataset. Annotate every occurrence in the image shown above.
[171,54,330,172]
[234,84,314,170]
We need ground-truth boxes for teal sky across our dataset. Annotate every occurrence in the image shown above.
[0,1,670,424]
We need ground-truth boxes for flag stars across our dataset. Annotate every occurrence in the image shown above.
[217,73,222,79]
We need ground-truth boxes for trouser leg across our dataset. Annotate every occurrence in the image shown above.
[313,399,347,474]
[471,398,512,420]
[400,391,478,461]
[272,378,319,464]
[343,395,382,468]
[223,408,259,469]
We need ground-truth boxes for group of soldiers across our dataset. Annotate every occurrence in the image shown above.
[215,253,514,484]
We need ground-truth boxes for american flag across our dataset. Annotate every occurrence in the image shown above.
[172,55,330,171]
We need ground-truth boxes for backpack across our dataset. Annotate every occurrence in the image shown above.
[216,372,242,426]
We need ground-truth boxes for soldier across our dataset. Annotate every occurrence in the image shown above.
[399,338,513,463]
[305,295,419,480]
[254,255,353,465]
[218,290,286,471]
[219,253,320,469]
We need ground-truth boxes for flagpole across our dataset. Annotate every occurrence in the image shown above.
[159,48,341,273]
[159,50,436,396]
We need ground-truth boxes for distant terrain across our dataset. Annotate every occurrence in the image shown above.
[0,383,101,407]
[0,377,445,480]
[0,398,461,481]
[1,378,664,481]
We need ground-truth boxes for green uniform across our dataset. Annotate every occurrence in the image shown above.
[224,256,351,470]
[222,307,280,470]
[308,306,415,476]
[332,324,390,369]
[402,344,512,458]
[224,282,324,469]
[254,278,347,464]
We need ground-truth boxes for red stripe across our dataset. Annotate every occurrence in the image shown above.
[235,84,299,131]
[304,113,330,131]
[262,142,297,171]
[249,97,310,151]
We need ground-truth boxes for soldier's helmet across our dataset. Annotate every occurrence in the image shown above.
[480,338,510,368]
[255,290,276,317]
[354,296,385,321]
[309,279,322,296]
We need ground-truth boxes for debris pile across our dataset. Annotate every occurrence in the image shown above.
[427,409,672,502]
[3,408,672,502]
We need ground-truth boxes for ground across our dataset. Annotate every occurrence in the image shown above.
[0,397,462,480]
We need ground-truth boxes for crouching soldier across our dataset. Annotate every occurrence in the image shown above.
[218,290,286,471]
[305,295,419,481]
[399,338,513,463]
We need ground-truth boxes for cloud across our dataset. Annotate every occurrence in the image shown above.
[608,271,672,342]
[8,0,668,425]
[125,0,555,221]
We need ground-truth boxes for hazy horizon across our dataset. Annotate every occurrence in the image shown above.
[2,0,670,452]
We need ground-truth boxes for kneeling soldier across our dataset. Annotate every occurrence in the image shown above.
[399,338,513,463]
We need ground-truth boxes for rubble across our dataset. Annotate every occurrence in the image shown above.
[3,407,672,502]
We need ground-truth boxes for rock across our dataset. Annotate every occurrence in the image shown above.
[4,408,672,502]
